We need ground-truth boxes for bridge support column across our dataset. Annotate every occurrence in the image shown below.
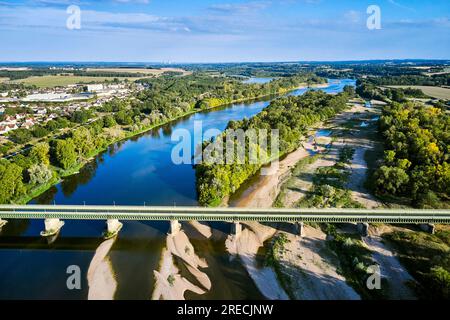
[357,223,369,237]
[104,219,123,239]
[420,223,435,235]
[170,220,181,235]
[40,218,64,237]
[0,218,7,229]
[295,222,305,237]
[231,222,242,237]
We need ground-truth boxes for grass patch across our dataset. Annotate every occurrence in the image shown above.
[323,224,389,299]
[13,177,60,204]
[273,154,321,207]
[384,229,450,299]
[297,146,364,208]
[264,233,295,299]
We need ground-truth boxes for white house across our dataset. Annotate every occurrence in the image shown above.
[87,84,104,92]
[21,118,35,130]
[0,123,18,135]
[36,109,47,115]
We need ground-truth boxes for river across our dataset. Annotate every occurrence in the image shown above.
[0,78,355,299]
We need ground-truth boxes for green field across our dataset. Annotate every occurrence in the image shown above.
[11,75,145,88]
[387,85,450,100]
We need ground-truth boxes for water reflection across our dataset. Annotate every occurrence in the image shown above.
[0,79,356,300]
[31,79,355,206]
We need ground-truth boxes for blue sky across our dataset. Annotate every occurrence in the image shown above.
[0,0,449,62]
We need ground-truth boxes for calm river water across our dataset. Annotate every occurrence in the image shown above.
[0,79,355,299]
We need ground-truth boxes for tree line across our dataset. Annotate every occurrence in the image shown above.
[196,89,353,206]
[356,80,429,102]
[373,102,450,208]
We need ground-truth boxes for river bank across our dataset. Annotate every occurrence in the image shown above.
[0,79,357,300]
[19,81,326,205]
[230,100,370,208]
[228,98,419,300]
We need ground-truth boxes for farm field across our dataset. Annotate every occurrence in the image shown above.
[387,85,450,100]
[7,67,191,88]
[86,67,191,76]
[11,75,144,88]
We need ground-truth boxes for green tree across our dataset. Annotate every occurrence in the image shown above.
[9,129,33,144]
[29,142,50,166]
[343,85,356,98]
[71,127,94,157]
[428,267,450,299]
[71,110,91,124]
[28,163,53,185]
[103,115,117,128]
[46,118,70,131]
[115,110,133,125]
[32,126,50,138]
[374,166,409,195]
[55,139,77,170]
[0,160,26,203]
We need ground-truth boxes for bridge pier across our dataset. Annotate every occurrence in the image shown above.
[357,222,369,237]
[295,222,305,237]
[231,222,242,237]
[170,220,181,235]
[40,218,64,237]
[104,219,123,239]
[420,223,435,235]
[0,218,7,229]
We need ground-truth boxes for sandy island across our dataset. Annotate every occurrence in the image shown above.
[364,225,417,299]
[152,223,212,300]
[280,226,360,300]
[87,238,117,300]
[226,101,414,300]
[226,221,289,300]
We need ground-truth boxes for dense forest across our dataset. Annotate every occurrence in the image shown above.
[316,61,449,79]
[137,73,325,111]
[196,89,353,206]
[363,74,450,87]
[373,102,450,208]
[356,80,429,102]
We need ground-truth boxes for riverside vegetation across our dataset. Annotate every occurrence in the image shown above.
[296,146,364,209]
[196,88,354,206]
[0,73,325,204]
[371,102,450,208]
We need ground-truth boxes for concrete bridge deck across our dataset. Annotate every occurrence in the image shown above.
[1,205,450,224]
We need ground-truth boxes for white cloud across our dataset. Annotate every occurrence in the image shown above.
[208,1,271,14]
[388,0,415,12]
[344,10,362,24]
[114,0,150,3]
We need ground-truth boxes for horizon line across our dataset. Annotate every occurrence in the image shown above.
[1,58,450,65]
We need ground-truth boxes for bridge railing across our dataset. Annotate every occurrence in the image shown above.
[0,205,450,224]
